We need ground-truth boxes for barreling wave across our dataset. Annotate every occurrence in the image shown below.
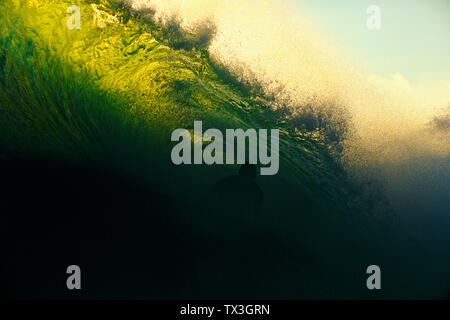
[124,0,450,214]
[1,0,449,299]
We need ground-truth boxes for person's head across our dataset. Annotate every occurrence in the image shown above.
[239,163,257,180]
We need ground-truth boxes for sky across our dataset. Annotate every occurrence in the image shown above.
[296,0,450,86]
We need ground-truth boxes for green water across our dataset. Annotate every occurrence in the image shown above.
[0,0,359,207]
[4,0,443,299]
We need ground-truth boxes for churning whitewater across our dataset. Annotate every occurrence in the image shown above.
[123,0,449,213]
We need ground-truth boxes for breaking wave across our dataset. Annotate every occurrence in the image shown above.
[123,0,449,208]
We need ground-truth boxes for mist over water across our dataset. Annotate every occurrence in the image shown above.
[125,0,448,195]
[125,0,450,296]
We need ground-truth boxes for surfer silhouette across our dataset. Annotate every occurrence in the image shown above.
[208,163,263,219]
